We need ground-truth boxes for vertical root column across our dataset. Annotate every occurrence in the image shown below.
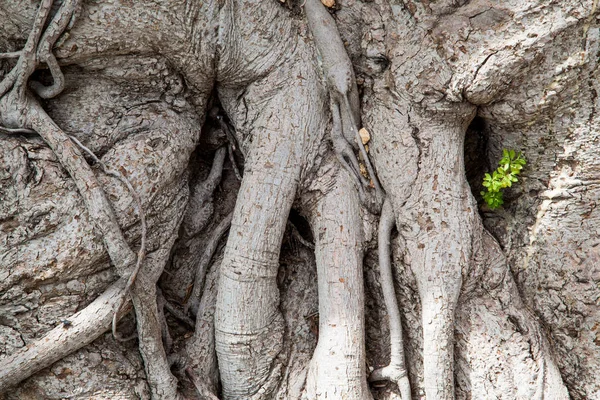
[305,167,372,400]
[421,298,457,400]
[215,253,285,399]
[216,312,285,399]
[412,232,465,400]
[214,123,301,397]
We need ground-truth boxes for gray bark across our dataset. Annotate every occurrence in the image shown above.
[1,0,599,399]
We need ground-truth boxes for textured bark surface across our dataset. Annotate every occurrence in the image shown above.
[1,0,599,399]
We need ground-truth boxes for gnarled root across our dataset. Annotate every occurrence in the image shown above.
[0,0,136,281]
[304,0,384,212]
[187,210,233,316]
[0,3,179,397]
[368,198,411,400]
[184,146,227,237]
[0,280,128,391]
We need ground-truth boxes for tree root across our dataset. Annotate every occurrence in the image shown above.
[185,367,220,400]
[479,230,569,399]
[157,287,174,352]
[215,109,244,181]
[286,220,315,250]
[67,135,148,342]
[187,211,233,316]
[0,3,178,397]
[185,146,227,237]
[163,299,196,330]
[30,0,81,99]
[330,98,369,193]
[304,0,384,212]
[368,198,411,399]
[0,280,129,391]
[0,51,21,59]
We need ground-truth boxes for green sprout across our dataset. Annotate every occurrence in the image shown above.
[481,149,526,209]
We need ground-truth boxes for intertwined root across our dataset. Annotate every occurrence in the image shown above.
[0,2,177,397]
[304,0,384,213]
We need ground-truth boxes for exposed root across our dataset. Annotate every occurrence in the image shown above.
[330,98,368,191]
[30,0,81,99]
[369,365,410,390]
[13,0,53,99]
[480,230,568,398]
[163,299,195,330]
[0,280,129,391]
[304,0,384,212]
[3,90,137,275]
[0,3,181,397]
[0,51,21,59]
[130,279,180,400]
[368,198,411,400]
[303,168,373,400]
[157,289,174,352]
[287,220,315,250]
[219,113,243,180]
[248,364,284,400]
[0,6,136,275]
[187,211,233,316]
[185,146,227,237]
[227,144,243,181]
[342,95,384,202]
[68,135,148,341]
[0,69,17,98]
[186,367,220,400]
[0,126,35,134]
[209,106,243,180]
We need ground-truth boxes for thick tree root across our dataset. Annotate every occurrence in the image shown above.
[479,231,569,399]
[368,198,411,400]
[0,280,128,391]
[304,0,384,211]
[303,168,373,400]
[185,249,221,398]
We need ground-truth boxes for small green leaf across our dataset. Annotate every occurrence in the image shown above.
[480,148,526,210]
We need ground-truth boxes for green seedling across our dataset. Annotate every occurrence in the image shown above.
[481,149,526,209]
